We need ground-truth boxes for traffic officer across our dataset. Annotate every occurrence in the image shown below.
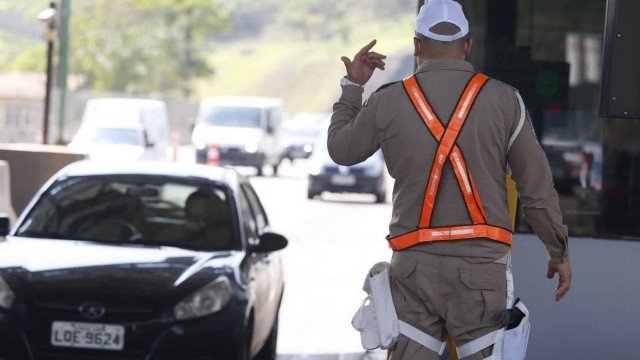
[328,0,572,359]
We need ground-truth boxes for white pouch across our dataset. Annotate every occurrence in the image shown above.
[456,253,531,360]
[351,295,381,350]
[501,301,530,359]
[351,262,399,349]
[352,262,446,354]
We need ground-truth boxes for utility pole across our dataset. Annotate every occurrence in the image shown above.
[38,2,57,145]
[183,8,193,98]
[56,0,71,145]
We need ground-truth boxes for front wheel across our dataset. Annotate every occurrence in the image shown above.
[254,313,278,360]
[375,191,386,204]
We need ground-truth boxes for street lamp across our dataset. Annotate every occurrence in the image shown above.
[37,2,57,145]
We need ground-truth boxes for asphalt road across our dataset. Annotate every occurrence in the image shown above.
[246,160,392,360]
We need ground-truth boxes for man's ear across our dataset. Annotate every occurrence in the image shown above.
[465,37,473,58]
[413,36,421,57]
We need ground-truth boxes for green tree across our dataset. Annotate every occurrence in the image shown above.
[70,0,228,96]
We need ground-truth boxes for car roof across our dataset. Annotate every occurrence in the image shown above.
[200,96,283,108]
[59,161,242,189]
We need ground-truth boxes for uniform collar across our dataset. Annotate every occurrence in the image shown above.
[416,59,475,73]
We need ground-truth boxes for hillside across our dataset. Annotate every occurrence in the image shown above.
[195,15,416,114]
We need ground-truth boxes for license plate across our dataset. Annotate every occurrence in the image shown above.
[331,174,356,186]
[51,321,125,351]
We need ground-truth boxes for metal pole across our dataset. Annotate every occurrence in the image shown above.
[56,0,70,145]
[42,1,56,145]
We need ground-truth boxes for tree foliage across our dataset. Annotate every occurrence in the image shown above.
[71,0,228,96]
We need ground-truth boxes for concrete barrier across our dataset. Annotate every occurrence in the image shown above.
[0,160,16,224]
[0,144,86,216]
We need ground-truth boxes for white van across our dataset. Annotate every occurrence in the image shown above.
[69,98,170,161]
[191,96,285,176]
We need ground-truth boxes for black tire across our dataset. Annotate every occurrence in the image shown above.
[256,165,264,177]
[375,191,386,204]
[272,163,279,176]
[307,190,317,200]
[255,313,278,360]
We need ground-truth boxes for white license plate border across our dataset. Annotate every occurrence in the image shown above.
[51,321,125,351]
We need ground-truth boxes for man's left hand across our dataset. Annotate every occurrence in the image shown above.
[341,39,387,86]
[547,259,572,302]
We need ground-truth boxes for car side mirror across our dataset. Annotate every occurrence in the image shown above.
[0,215,10,236]
[251,232,288,253]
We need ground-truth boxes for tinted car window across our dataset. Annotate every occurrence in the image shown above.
[201,107,261,128]
[93,127,142,146]
[237,188,259,246]
[16,176,238,251]
[241,183,269,231]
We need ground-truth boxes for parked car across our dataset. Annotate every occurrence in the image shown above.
[307,148,387,203]
[69,98,171,161]
[0,161,287,360]
[192,97,285,176]
[281,113,326,161]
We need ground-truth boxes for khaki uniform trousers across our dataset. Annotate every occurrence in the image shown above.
[389,250,507,360]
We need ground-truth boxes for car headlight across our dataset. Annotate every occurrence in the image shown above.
[0,275,15,310]
[174,277,232,320]
[308,161,324,176]
[244,143,258,153]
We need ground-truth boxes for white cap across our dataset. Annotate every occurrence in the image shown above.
[415,0,469,42]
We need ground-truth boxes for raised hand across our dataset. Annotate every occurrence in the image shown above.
[340,39,387,86]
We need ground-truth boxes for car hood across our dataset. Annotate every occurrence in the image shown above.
[0,237,243,307]
[193,124,263,147]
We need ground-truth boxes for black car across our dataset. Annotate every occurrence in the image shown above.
[0,161,287,360]
[307,149,387,203]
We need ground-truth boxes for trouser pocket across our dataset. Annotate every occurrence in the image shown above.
[456,263,506,326]
[389,253,417,313]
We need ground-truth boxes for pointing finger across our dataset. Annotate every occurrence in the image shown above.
[356,39,377,56]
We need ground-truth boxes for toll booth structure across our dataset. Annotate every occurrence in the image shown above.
[414,0,640,359]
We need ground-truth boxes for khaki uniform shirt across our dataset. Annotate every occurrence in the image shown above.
[328,59,569,262]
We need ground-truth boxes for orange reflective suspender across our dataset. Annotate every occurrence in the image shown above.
[388,73,513,251]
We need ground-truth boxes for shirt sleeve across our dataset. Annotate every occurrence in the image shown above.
[327,85,380,166]
[507,94,569,262]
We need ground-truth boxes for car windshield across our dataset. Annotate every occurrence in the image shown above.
[201,106,262,128]
[15,176,238,251]
[93,128,142,146]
